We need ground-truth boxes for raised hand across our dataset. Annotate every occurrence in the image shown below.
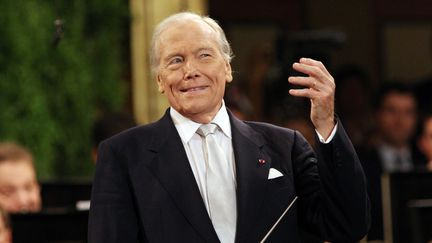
[288,58,336,139]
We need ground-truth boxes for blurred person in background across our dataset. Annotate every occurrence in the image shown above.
[334,64,372,148]
[0,207,11,243]
[277,101,316,148]
[0,142,41,213]
[224,83,255,121]
[417,113,432,171]
[360,82,419,241]
[283,117,316,148]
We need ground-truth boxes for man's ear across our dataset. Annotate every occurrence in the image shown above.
[225,61,233,83]
[157,75,165,94]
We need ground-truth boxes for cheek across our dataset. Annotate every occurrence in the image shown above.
[211,70,229,88]
[167,74,185,91]
[31,186,40,198]
[401,116,416,129]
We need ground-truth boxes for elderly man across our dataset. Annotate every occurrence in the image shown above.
[89,12,369,243]
[0,142,41,214]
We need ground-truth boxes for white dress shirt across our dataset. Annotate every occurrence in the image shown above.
[170,102,337,242]
[170,104,236,214]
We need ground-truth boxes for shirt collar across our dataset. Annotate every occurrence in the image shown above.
[170,101,232,143]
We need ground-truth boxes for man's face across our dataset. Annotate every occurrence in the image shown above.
[0,161,41,213]
[376,92,417,147]
[418,117,432,160]
[156,20,232,121]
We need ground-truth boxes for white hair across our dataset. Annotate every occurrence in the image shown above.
[150,12,233,76]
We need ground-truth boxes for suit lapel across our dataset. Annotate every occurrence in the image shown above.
[146,111,219,243]
[229,114,271,243]
[144,110,272,243]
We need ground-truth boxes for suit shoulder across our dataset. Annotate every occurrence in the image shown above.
[244,121,296,136]
[101,120,161,150]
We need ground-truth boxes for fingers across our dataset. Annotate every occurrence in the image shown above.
[288,57,335,94]
[288,75,326,100]
[292,61,322,79]
[298,58,331,77]
[291,59,333,85]
[288,76,320,91]
[288,88,319,99]
[287,58,336,134]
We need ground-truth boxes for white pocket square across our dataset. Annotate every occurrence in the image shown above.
[268,168,284,179]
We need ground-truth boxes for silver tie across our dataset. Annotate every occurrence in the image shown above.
[196,124,237,243]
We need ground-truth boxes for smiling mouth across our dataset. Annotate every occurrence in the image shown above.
[180,86,208,93]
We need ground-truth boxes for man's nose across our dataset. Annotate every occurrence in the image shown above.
[14,190,31,212]
[183,60,200,79]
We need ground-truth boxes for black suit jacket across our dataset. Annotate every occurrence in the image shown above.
[358,148,384,241]
[89,110,370,243]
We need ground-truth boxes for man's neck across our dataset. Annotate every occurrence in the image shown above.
[187,113,217,124]
[175,102,223,124]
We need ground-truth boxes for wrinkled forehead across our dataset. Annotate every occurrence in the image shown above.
[156,19,219,51]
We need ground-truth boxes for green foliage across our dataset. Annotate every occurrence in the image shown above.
[0,0,129,178]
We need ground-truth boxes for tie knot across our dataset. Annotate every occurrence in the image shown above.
[196,123,218,137]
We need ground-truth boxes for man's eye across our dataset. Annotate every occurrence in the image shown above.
[0,189,13,197]
[200,53,211,58]
[169,57,183,65]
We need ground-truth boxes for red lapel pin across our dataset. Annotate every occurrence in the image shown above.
[258,159,266,165]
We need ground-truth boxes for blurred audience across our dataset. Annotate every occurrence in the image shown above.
[0,142,41,213]
[359,82,419,241]
[335,64,372,147]
[417,113,432,171]
[0,207,11,243]
[283,117,316,148]
[245,43,275,119]
[225,83,255,121]
[92,112,136,163]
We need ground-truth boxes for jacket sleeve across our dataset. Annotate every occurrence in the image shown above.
[88,141,146,243]
[293,119,371,242]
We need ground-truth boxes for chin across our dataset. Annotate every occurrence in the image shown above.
[182,106,207,115]
[182,104,214,115]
